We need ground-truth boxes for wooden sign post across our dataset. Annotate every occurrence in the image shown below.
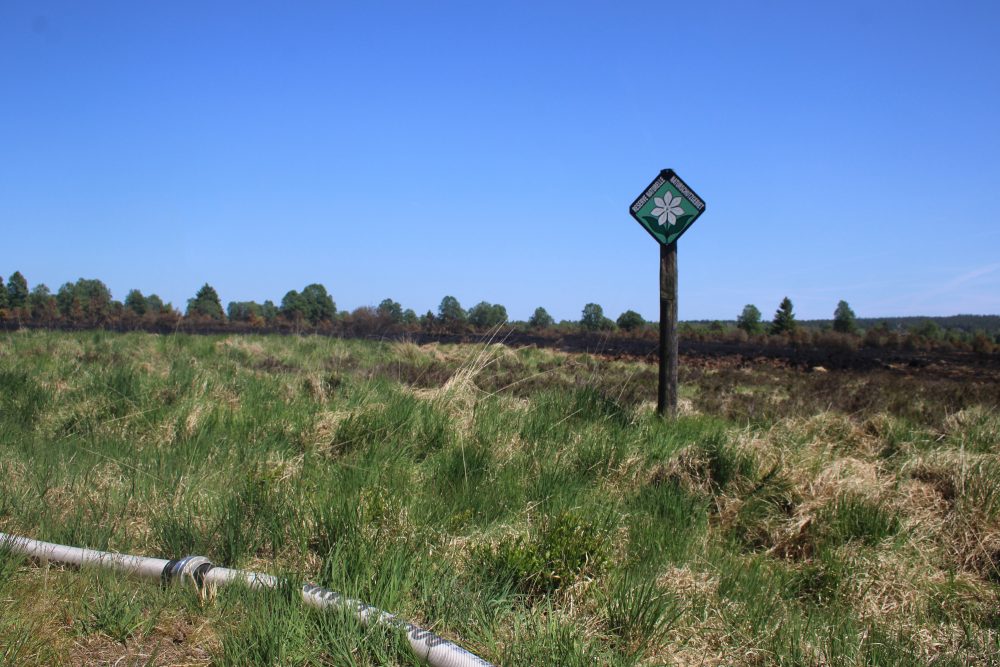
[628,169,706,418]
[659,242,678,416]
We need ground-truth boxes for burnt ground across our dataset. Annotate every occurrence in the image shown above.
[5,320,999,381]
[397,331,1000,380]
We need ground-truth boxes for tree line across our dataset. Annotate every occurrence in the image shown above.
[723,296,997,353]
[1,270,997,354]
[0,270,651,334]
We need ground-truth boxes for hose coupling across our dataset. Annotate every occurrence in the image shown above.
[162,555,214,594]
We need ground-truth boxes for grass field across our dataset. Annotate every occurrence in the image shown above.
[1,330,998,665]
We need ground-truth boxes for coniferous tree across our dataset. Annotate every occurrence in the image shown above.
[7,271,28,309]
[0,276,7,310]
[770,297,797,335]
[186,283,225,320]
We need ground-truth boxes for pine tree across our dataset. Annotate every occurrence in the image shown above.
[7,271,28,309]
[186,283,225,320]
[770,297,796,335]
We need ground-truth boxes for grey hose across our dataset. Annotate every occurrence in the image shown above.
[0,532,493,667]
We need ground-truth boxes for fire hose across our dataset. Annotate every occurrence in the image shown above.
[0,531,494,667]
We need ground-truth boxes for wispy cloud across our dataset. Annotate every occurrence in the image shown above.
[935,263,1000,293]
[908,262,1000,311]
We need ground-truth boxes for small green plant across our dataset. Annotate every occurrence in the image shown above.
[475,510,611,596]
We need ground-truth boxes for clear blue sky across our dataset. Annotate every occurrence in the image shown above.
[2,1,999,322]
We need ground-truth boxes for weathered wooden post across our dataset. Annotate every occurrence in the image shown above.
[658,241,678,416]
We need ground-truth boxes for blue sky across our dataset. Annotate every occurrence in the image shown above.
[2,1,998,322]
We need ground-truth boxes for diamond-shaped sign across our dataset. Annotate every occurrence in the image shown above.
[628,169,706,245]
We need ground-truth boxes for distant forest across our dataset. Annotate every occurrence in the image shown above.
[1,270,997,354]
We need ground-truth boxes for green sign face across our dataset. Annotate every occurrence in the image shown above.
[629,169,706,245]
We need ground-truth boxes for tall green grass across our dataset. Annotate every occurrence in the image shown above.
[0,330,997,665]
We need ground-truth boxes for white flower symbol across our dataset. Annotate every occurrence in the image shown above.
[651,193,684,227]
